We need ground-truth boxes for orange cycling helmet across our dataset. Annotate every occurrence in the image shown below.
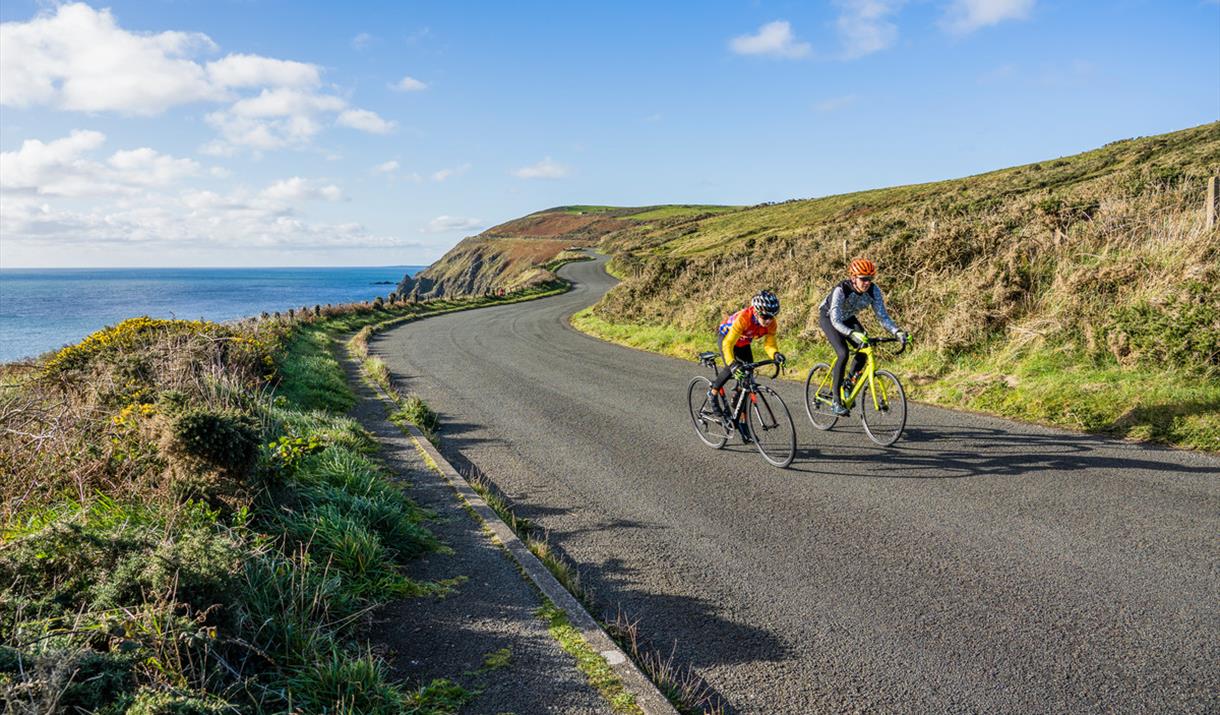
[848,258,876,277]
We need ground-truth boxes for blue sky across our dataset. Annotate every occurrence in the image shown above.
[1,1,1216,267]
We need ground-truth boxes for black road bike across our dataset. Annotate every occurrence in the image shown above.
[687,353,796,468]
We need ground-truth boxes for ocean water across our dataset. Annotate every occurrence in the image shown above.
[0,266,424,363]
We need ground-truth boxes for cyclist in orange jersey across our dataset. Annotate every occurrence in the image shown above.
[708,290,787,421]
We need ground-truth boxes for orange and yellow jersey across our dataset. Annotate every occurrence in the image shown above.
[717,306,778,365]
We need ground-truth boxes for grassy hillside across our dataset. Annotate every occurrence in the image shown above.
[585,122,1220,450]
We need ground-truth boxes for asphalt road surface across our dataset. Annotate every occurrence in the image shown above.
[371,255,1219,714]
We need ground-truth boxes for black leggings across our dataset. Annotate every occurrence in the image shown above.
[711,344,754,391]
[819,311,865,399]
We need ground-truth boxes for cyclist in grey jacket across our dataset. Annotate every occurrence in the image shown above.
[819,257,908,415]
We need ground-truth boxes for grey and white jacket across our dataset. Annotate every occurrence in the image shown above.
[819,280,900,337]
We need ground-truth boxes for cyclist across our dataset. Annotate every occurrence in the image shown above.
[819,258,908,416]
[709,290,787,429]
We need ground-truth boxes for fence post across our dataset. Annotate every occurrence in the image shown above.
[842,239,848,264]
[1207,176,1218,230]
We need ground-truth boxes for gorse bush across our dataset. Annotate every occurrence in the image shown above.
[168,408,261,477]
[1109,281,1220,373]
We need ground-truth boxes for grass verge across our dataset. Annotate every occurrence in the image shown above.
[537,602,642,715]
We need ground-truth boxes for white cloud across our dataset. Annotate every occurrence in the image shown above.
[336,108,396,134]
[226,88,345,119]
[107,148,201,185]
[392,75,428,92]
[424,215,483,233]
[431,163,470,182]
[0,3,221,114]
[0,130,200,197]
[206,54,319,89]
[512,157,569,180]
[814,95,858,112]
[0,3,393,152]
[351,32,375,50]
[835,0,905,59]
[205,111,320,151]
[260,177,344,203]
[941,0,1035,34]
[729,21,811,59]
[374,160,400,174]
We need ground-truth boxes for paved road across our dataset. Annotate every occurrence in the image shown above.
[371,255,1220,714]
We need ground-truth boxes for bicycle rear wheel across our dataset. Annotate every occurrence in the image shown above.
[804,362,838,431]
[860,369,907,446]
[746,386,796,468]
[687,376,729,448]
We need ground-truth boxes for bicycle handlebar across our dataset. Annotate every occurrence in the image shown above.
[859,336,907,355]
[739,358,783,379]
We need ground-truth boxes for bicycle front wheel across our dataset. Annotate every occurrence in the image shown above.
[860,369,907,446]
[687,376,729,449]
[746,386,796,468]
[804,362,838,431]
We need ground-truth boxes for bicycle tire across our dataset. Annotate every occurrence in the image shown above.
[860,369,907,446]
[747,386,796,468]
[804,362,838,431]
[687,376,729,449]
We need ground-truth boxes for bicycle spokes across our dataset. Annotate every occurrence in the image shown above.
[859,370,907,446]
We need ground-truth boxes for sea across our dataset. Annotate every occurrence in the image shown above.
[0,266,425,363]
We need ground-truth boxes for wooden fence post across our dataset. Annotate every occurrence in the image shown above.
[1207,176,1218,230]
[842,239,848,264]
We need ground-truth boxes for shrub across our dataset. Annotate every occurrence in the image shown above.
[0,499,239,621]
[167,409,260,478]
[124,688,234,715]
[267,434,327,474]
[1109,281,1220,373]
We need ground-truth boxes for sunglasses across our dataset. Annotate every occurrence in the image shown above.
[856,275,874,283]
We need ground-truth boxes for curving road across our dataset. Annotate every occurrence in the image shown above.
[371,255,1220,714]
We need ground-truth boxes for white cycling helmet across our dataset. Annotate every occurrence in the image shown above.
[751,290,780,318]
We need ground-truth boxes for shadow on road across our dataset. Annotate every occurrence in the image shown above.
[784,424,1216,479]
[586,555,792,667]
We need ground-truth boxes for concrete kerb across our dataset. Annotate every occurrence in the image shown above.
[399,420,680,715]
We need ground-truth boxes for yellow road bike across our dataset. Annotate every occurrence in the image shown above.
[804,336,907,446]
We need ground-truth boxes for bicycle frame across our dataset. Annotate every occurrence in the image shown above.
[701,355,780,433]
[811,340,896,412]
